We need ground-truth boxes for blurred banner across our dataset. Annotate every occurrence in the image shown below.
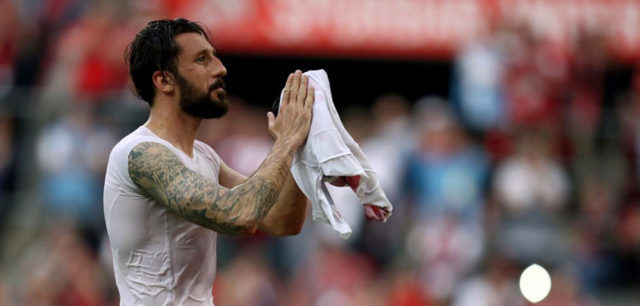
[169,0,640,60]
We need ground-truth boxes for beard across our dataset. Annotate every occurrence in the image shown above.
[176,74,229,119]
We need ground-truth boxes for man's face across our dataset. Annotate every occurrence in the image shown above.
[173,32,229,118]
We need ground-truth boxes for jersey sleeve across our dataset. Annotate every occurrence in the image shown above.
[104,136,165,197]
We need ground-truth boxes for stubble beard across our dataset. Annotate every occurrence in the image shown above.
[177,74,229,119]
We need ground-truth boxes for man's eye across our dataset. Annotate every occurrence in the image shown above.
[197,56,205,63]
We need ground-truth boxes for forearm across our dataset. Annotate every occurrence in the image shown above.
[128,141,297,237]
[230,138,298,231]
[250,138,296,195]
[259,172,308,235]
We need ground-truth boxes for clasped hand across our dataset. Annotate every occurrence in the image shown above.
[267,70,314,149]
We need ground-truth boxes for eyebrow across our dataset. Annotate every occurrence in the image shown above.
[194,48,217,59]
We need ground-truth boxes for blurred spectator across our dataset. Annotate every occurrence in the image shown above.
[36,105,117,248]
[494,129,569,213]
[571,175,622,292]
[493,128,571,265]
[564,28,611,192]
[0,114,17,225]
[11,0,88,95]
[612,199,640,289]
[38,0,130,117]
[70,3,130,103]
[405,97,489,221]
[407,213,485,303]
[10,12,44,90]
[404,97,488,301]
[0,278,8,306]
[537,267,599,306]
[619,67,640,198]
[362,94,413,203]
[565,28,608,146]
[0,0,18,97]
[18,222,110,305]
[357,94,413,266]
[452,253,524,306]
[213,247,280,306]
[290,245,377,306]
[384,267,432,306]
[450,23,507,132]
[502,23,568,131]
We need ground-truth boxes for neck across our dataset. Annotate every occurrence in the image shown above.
[145,97,202,158]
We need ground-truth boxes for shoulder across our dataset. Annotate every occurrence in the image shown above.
[110,134,165,164]
[105,131,168,192]
[106,128,172,180]
[127,141,181,171]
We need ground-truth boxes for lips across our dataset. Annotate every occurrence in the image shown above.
[209,79,226,92]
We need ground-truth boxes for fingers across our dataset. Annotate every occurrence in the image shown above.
[305,86,314,110]
[289,70,302,104]
[281,73,294,106]
[271,70,314,146]
[289,69,306,103]
[297,75,308,104]
[281,69,312,115]
[267,111,275,126]
[266,111,277,138]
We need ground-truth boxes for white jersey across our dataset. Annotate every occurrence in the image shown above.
[103,126,220,306]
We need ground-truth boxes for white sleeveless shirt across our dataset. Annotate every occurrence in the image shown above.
[103,126,220,306]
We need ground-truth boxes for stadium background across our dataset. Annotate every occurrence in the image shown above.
[1,0,640,305]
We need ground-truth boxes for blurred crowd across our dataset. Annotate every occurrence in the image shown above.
[2,0,640,305]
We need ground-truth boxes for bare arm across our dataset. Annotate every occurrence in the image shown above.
[128,139,294,236]
[219,161,308,236]
[128,70,313,237]
[259,173,307,235]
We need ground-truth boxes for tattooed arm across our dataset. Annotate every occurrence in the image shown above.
[128,139,295,236]
[219,161,308,236]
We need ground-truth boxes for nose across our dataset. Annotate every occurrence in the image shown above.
[211,56,227,78]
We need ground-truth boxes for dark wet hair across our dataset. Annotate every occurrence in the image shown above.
[126,18,211,105]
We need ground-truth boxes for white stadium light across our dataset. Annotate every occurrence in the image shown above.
[519,264,552,303]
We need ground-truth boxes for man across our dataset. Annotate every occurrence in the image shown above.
[103,18,313,305]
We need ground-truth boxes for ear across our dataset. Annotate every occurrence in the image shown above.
[152,70,176,94]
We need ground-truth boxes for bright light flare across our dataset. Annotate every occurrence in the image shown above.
[519,264,551,303]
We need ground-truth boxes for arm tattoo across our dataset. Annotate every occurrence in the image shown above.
[128,142,286,236]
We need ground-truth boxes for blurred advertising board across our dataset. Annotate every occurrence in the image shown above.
[171,0,640,61]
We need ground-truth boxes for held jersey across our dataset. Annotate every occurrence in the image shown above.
[103,126,221,306]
